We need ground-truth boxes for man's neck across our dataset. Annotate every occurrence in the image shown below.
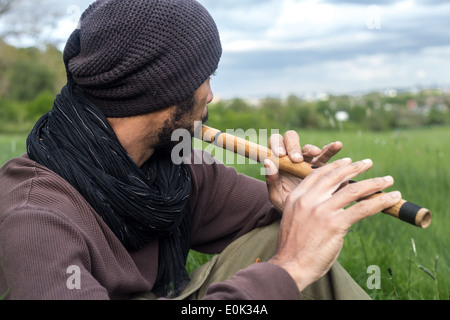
[107,106,175,167]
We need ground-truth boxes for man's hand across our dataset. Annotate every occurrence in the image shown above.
[268,158,401,292]
[265,130,343,211]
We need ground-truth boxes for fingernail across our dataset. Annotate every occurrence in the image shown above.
[362,159,373,165]
[342,157,352,162]
[384,175,394,183]
[391,191,401,199]
[278,147,286,156]
[292,152,303,161]
[264,159,278,175]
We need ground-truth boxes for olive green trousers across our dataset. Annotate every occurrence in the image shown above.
[136,220,370,300]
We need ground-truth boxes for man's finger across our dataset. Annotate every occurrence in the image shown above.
[283,130,303,163]
[286,158,354,203]
[342,191,402,228]
[312,141,343,165]
[328,176,394,212]
[264,158,280,180]
[302,144,322,163]
[268,133,286,157]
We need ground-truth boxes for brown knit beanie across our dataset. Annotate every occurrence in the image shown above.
[63,0,222,118]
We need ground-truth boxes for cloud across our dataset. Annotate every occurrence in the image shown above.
[204,0,450,52]
[214,45,450,98]
[52,0,450,98]
[197,0,450,97]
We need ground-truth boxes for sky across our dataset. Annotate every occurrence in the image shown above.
[14,0,450,99]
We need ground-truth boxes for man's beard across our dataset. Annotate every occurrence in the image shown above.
[155,98,208,158]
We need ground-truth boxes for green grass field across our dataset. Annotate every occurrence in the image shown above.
[190,126,450,300]
[296,127,450,300]
[1,126,449,300]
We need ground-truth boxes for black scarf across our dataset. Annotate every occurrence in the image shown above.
[27,81,192,297]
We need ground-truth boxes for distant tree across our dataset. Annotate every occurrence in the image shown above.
[26,90,54,122]
[427,106,447,126]
[7,59,55,101]
[0,39,66,99]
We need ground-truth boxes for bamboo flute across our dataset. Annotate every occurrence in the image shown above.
[200,125,432,229]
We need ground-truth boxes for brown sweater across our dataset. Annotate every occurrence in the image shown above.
[0,151,300,300]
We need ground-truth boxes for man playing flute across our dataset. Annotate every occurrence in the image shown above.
[0,0,401,300]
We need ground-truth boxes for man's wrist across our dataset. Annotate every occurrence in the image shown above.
[268,258,311,293]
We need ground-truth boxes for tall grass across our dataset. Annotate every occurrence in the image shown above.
[0,134,27,165]
[0,289,9,300]
[192,126,450,300]
[316,127,449,300]
[1,127,448,300]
